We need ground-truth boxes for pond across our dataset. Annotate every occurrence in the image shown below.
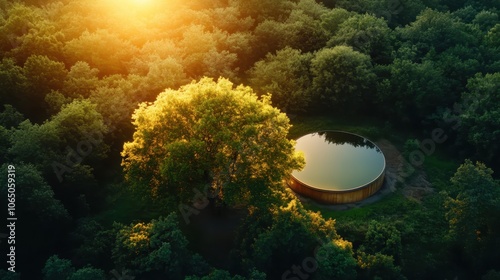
[291,131,385,192]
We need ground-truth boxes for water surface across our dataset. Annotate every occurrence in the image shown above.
[292,131,385,191]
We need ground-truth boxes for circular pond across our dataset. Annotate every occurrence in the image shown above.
[288,131,386,204]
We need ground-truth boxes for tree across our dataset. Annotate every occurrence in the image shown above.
[0,58,27,111]
[122,77,304,206]
[457,73,500,163]
[0,164,70,245]
[42,255,75,280]
[234,0,294,23]
[247,47,313,113]
[234,195,352,279]
[7,100,107,185]
[397,9,480,57]
[24,54,67,95]
[473,10,499,32]
[362,221,403,263]
[62,61,99,99]
[311,46,376,111]
[68,268,106,280]
[283,9,328,53]
[315,239,358,280]
[112,213,199,279]
[376,58,450,123]
[0,104,24,128]
[23,54,67,120]
[42,255,107,280]
[327,14,394,64]
[445,160,500,273]
[320,8,355,37]
[70,218,116,268]
[0,270,20,280]
[357,251,407,280]
[63,29,138,76]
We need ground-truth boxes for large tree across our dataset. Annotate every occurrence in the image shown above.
[121,77,304,206]
[445,160,500,273]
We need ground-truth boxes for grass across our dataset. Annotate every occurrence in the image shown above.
[424,152,460,191]
[304,191,419,223]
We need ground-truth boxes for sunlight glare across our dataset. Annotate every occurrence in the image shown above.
[130,0,153,6]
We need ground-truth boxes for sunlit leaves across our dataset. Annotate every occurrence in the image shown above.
[122,77,303,205]
[112,213,193,278]
[64,29,138,76]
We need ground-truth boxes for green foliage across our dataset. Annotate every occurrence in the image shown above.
[402,139,420,160]
[64,29,138,75]
[397,9,480,56]
[0,58,27,110]
[357,251,407,280]
[0,163,69,223]
[0,104,24,128]
[235,194,354,278]
[458,73,500,162]
[70,218,116,268]
[376,59,450,123]
[327,13,394,63]
[62,61,99,99]
[42,255,75,280]
[311,46,376,110]
[67,268,106,280]
[112,213,196,278]
[0,270,21,280]
[0,0,499,278]
[247,47,313,113]
[445,160,500,272]
[24,54,67,95]
[42,255,107,280]
[314,240,358,280]
[122,77,304,206]
[363,221,403,261]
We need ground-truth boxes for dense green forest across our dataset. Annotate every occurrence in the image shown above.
[0,0,499,279]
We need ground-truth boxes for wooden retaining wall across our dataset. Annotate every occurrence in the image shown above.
[287,171,385,204]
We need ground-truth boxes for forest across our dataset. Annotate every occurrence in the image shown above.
[0,0,499,279]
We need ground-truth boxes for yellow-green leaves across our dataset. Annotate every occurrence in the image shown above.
[122,77,304,206]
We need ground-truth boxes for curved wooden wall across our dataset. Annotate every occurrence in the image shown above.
[287,170,385,204]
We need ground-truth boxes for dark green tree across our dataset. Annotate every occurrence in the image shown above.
[327,14,394,63]
[314,240,358,280]
[458,73,500,162]
[247,47,313,113]
[363,221,403,262]
[112,213,204,279]
[357,251,407,280]
[445,160,500,274]
[42,255,75,280]
[311,46,376,111]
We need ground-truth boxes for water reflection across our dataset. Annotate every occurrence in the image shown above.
[292,131,385,191]
[316,131,378,151]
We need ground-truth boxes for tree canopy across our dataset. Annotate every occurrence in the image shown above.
[122,78,304,206]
